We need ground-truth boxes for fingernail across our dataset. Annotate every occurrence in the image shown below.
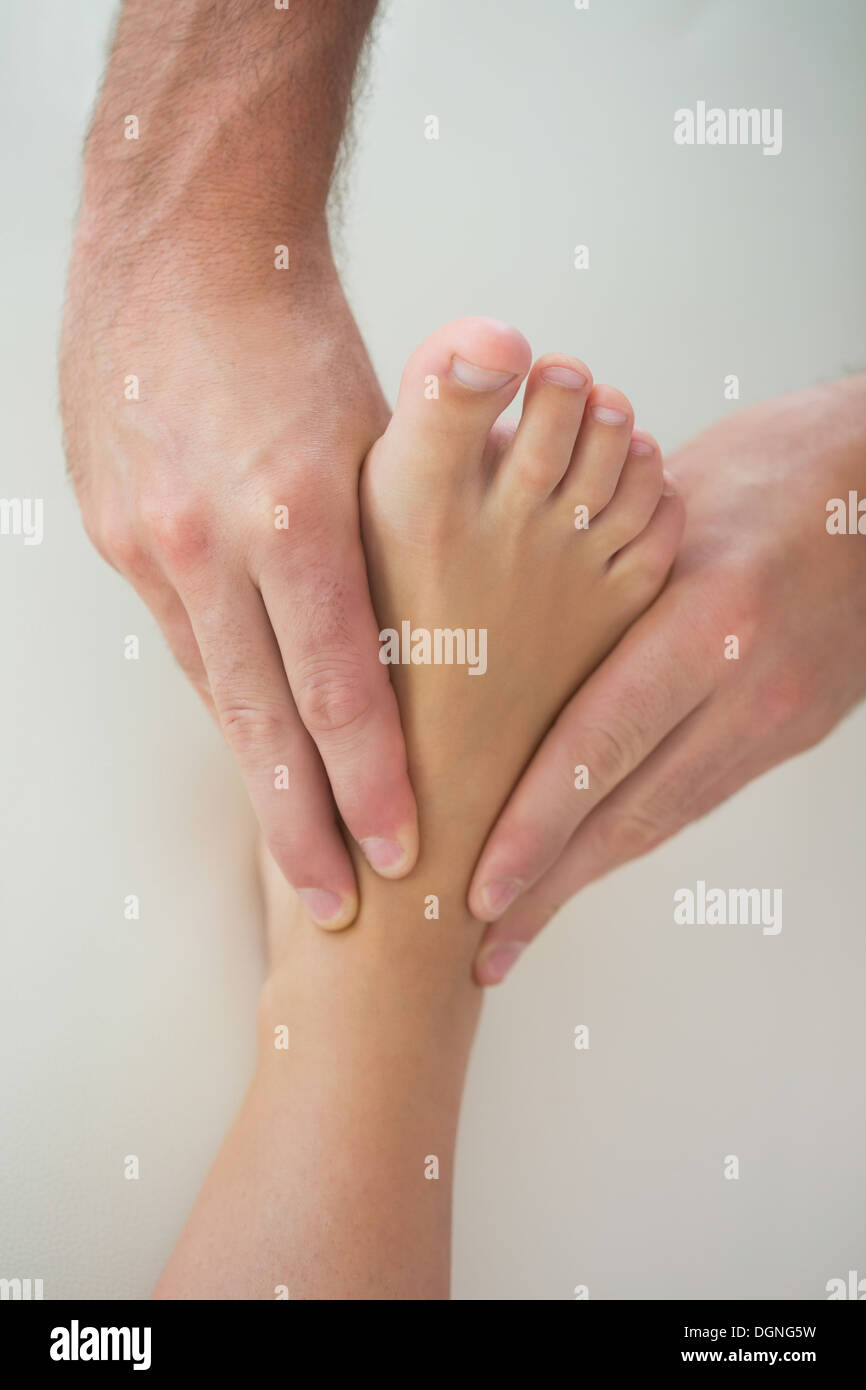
[541,366,587,389]
[481,879,522,918]
[478,941,526,986]
[662,470,677,496]
[451,355,516,392]
[361,836,409,875]
[299,889,350,928]
[591,405,628,425]
[628,438,655,456]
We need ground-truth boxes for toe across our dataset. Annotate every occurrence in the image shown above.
[386,317,532,478]
[560,384,634,516]
[608,480,685,596]
[493,354,593,504]
[592,430,664,554]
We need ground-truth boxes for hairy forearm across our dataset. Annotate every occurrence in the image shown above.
[78,0,379,266]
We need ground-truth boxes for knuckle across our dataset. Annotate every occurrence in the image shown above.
[293,655,373,736]
[756,668,814,735]
[143,496,210,567]
[582,717,642,785]
[218,701,286,756]
[606,805,663,859]
[244,487,299,556]
[98,512,144,574]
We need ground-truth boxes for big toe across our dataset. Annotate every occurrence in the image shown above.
[383,318,532,484]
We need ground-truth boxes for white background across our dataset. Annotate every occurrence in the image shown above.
[1,0,864,1299]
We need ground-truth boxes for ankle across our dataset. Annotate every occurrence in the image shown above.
[257,852,483,1095]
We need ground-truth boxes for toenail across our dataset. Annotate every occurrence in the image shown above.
[541,366,587,389]
[662,470,678,496]
[628,439,655,456]
[591,405,628,425]
[477,941,526,986]
[299,889,349,927]
[361,836,408,874]
[481,879,522,917]
[451,356,517,392]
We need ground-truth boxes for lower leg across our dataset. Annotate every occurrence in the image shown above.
[154,847,481,1300]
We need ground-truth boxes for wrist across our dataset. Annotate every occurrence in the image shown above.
[69,185,337,317]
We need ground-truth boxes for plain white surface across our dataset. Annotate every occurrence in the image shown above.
[1,0,864,1299]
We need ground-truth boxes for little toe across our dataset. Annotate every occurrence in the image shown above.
[608,479,685,596]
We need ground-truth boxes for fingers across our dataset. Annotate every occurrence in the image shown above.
[127,569,216,717]
[468,578,718,922]
[474,696,757,985]
[100,515,354,914]
[100,518,218,716]
[110,474,419,907]
[257,507,419,879]
[182,571,360,930]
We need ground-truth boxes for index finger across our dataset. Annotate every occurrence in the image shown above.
[258,502,419,880]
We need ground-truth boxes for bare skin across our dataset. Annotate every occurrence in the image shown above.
[154,318,683,1300]
[471,374,866,979]
[60,0,414,928]
[65,6,866,981]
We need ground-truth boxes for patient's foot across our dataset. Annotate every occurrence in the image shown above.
[173,321,684,1300]
[359,316,684,918]
[258,312,685,1162]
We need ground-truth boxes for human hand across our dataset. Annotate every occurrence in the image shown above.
[61,232,417,928]
[469,375,866,980]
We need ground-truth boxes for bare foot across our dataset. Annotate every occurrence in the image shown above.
[358,316,685,916]
[160,319,685,1301]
